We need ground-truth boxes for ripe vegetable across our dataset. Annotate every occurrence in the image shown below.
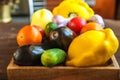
[49,27,76,51]
[17,25,42,46]
[80,22,103,34]
[53,0,94,20]
[31,9,53,30]
[41,48,66,67]
[88,14,105,27]
[67,17,86,34]
[45,22,58,37]
[66,28,119,67]
[32,25,45,37]
[13,45,32,66]
[52,15,68,27]
[14,40,60,66]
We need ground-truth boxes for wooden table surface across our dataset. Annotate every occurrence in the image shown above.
[0,20,120,80]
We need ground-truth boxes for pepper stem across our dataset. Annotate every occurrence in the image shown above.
[68,12,78,18]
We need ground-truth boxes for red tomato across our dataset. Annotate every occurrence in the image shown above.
[32,25,45,37]
[67,17,86,34]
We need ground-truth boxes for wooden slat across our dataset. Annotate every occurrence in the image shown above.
[7,56,119,80]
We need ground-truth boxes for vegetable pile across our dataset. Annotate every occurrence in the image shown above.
[14,0,119,67]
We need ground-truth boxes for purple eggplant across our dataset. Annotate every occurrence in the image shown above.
[49,27,76,51]
[13,40,60,66]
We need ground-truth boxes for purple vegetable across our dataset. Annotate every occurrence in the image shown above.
[88,14,105,27]
[52,15,69,27]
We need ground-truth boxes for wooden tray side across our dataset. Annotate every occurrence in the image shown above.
[7,56,120,80]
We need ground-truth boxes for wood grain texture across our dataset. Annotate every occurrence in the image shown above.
[0,22,29,80]
[7,56,119,80]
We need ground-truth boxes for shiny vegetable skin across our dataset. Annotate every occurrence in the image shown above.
[41,48,67,67]
[13,40,60,66]
[52,15,68,27]
[88,14,105,27]
[45,22,58,37]
[49,27,76,51]
[13,45,32,66]
[53,0,94,20]
[66,28,119,67]
[67,17,86,34]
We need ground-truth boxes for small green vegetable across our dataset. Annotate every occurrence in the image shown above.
[45,22,58,37]
[41,48,66,67]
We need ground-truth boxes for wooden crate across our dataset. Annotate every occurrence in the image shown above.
[7,56,120,80]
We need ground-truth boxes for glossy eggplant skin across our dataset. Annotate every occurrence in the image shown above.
[13,40,60,66]
[49,27,76,51]
[13,45,32,66]
[29,40,60,65]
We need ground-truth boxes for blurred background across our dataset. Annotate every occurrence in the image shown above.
[0,0,120,23]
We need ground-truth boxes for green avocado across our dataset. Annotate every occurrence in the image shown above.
[41,48,66,67]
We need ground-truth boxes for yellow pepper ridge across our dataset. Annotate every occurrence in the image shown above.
[53,0,94,20]
[66,28,119,67]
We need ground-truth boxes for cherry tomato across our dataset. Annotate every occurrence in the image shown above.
[32,25,45,37]
[67,17,86,34]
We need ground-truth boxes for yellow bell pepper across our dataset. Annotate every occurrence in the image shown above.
[53,0,94,20]
[66,28,119,67]
[31,9,53,30]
